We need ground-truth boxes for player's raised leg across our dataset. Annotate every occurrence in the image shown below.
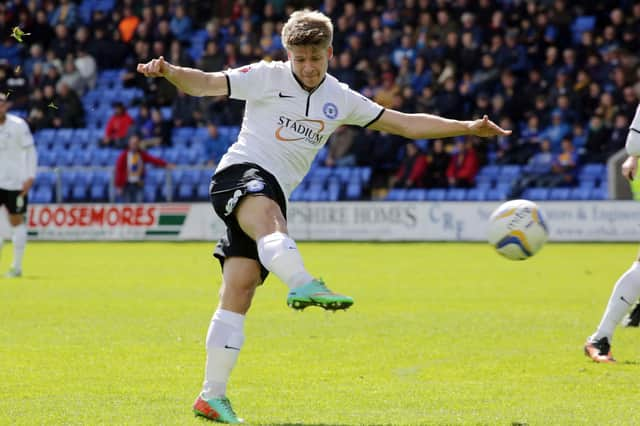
[236,195,353,311]
[585,261,640,363]
[193,257,261,424]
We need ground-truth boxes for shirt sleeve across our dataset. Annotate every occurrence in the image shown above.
[224,60,273,101]
[18,119,34,148]
[342,87,385,128]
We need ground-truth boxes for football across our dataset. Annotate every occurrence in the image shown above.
[487,199,549,260]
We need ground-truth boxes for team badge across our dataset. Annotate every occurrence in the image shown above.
[323,102,338,119]
[246,179,265,193]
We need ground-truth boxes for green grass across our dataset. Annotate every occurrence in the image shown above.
[1,241,639,425]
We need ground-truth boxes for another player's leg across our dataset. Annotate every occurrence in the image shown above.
[237,196,353,311]
[584,261,640,363]
[194,257,260,424]
[6,212,26,278]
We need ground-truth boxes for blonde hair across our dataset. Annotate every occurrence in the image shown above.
[281,10,333,50]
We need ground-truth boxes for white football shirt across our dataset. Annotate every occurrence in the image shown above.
[217,60,384,197]
[0,113,37,191]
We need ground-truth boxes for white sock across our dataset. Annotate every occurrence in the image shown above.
[202,309,245,399]
[257,232,313,289]
[11,224,26,271]
[591,261,640,342]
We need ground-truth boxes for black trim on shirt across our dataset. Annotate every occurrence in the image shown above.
[290,69,326,117]
[630,127,640,135]
[224,73,231,97]
[364,108,386,128]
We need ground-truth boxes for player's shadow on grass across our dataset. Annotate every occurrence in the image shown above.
[620,360,640,365]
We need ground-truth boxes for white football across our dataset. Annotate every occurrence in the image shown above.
[487,199,549,260]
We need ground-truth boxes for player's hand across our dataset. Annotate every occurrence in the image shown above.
[468,115,512,138]
[20,177,34,196]
[137,56,171,77]
[622,155,639,180]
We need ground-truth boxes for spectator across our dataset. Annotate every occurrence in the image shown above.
[583,115,611,163]
[202,122,223,167]
[140,107,172,147]
[389,142,428,189]
[170,5,193,42]
[424,139,450,188]
[49,0,78,28]
[58,58,84,96]
[550,137,578,187]
[102,102,134,149]
[114,132,174,203]
[52,82,85,128]
[119,7,140,43]
[172,90,204,128]
[74,48,97,92]
[324,126,357,168]
[447,138,479,188]
[509,138,555,197]
[198,40,225,72]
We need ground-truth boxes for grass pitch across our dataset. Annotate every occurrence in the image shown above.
[1,241,639,425]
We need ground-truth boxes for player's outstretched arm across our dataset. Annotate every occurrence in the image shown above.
[136,56,227,97]
[368,109,511,140]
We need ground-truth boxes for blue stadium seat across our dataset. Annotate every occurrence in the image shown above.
[475,175,494,189]
[425,189,446,201]
[196,182,210,201]
[88,181,107,202]
[345,182,362,200]
[290,185,305,202]
[55,129,75,146]
[35,129,56,148]
[465,188,487,201]
[32,186,54,204]
[486,188,508,201]
[500,165,521,181]
[176,183,194,200]
[548,188,570,200]
[445,188,467,201]
[71,182,89,201]
[522,187,549,200]
[569,187,591,200]
[143,184,159,202]
[385,189,407,201]
[590,187,608,200]
[478,165,501,179]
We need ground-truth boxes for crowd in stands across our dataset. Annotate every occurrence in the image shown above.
[1,0,639,201]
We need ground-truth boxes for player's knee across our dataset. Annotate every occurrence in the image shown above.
[9,215,24,227]
[257,232,296,268]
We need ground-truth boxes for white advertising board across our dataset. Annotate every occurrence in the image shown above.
[1,201,639,242]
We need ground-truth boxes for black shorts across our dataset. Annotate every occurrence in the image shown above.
[0,189,28,215]
[210,163,287,282]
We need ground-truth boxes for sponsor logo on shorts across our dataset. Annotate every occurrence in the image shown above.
[246,179,265,193]
[225,189,243,216]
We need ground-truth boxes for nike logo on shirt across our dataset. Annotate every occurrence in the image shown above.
[279,92,294,98]
[224,345,241,351]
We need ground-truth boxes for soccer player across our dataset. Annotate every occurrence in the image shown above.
[584,103,640,363]
[138,10,510,423]
[0,93,37,278]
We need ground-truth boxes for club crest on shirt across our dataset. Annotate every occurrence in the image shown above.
[323,102,338,119]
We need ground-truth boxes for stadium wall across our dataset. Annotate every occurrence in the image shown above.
[1,202,640,242]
